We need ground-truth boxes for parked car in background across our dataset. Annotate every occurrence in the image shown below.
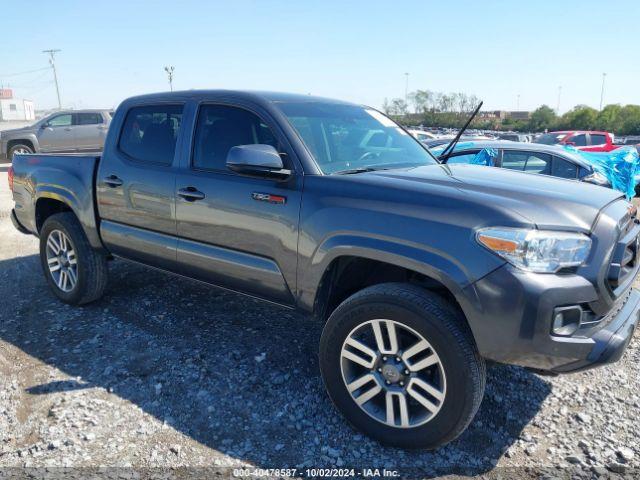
[408,129,437,142]
[424,136,494,149]
[533,130,618,152]
[497,133,531,142]
[0,109,112,161]
[435,141,610,188]
[10,90,640,449]
[623,136,640,154]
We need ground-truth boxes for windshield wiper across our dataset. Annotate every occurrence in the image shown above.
[439,101,483,162]
[334,167,388,175]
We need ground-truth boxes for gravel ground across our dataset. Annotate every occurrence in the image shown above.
[0,163,638,478]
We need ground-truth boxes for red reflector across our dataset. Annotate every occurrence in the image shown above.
[7,165,14,192]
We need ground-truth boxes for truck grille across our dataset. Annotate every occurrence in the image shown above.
[608,213,640,292]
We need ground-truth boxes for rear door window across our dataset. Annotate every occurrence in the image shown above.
[119,104,184,165]
[589,134,607,146]
[75,112,103,125]
[502,151,552,174]
[551,156,578,179]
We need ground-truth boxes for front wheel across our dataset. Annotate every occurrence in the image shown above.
[9,143,33,160]
[39,212,108,305]
[319,283,485,449]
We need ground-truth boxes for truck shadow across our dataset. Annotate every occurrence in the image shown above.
[0,254,552,476]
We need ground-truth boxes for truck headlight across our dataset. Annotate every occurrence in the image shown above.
[476,227,591,273]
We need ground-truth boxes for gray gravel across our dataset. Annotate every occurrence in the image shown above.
[0,164,639,478]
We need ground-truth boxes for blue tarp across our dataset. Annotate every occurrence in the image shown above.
[566,146,640,200]
[470,147,498,166]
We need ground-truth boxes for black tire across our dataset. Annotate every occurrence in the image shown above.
[39,212,108,305]
[319,282,485,449]
[8,143,33,161]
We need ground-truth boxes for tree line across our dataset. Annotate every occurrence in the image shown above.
[384,90,640,135]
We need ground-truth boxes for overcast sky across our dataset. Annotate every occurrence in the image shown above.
[2,0,639,113]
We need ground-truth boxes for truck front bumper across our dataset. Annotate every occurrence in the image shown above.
[464,264,640,373]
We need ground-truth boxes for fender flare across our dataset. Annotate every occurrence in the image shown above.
[35,187,105,251]
[302,233,485,322]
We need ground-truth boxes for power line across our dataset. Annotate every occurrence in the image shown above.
[0,66,50,79]
[5,70,52,88]
[42,49,62,109]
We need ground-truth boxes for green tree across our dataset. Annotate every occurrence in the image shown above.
[559,105,598,130]
[528,105,557,132]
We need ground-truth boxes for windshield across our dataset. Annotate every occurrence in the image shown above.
[534,133,568,145]
[276,102,438,174]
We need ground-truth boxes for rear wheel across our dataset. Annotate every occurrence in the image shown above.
[319,283,485,449]
[9,143,33,160]
[39,212,108,305]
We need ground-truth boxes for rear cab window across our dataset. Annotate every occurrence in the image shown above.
[118,104,184,165]
[589,134,607,146]
[567,134,587,147]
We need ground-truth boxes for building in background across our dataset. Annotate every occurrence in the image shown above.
[0,89,35,122]
[478,110,531,121]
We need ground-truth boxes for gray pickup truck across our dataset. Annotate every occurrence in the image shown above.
[9,90,640,449]
[0,109,112,160]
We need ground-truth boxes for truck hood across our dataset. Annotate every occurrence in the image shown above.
[1,125,34,136]
[370,164,623,232]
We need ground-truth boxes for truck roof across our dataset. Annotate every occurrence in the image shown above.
[120,90,359,107]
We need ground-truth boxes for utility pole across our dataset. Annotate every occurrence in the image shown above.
[164,66,175,92]
[599,72,606,111]
[42,49,62,109]
[557,86,562,114]
[404,72,409,105]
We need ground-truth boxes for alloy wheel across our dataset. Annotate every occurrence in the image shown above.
[45,229,78,292]
[11,147,31,159]
[340,319,446,428]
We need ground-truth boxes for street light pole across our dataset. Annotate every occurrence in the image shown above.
[599,73,606,111]
[404,72,409,105]
[164,66,175,92]
[557,86,562,114]
[42,49,62,110]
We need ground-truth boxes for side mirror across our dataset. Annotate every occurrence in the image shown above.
[226,144,291,180]
[564,141,576,146]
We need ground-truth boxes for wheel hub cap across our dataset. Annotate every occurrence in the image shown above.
[381,364,402,383]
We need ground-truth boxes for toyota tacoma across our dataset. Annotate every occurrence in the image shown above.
[9,91,640,449]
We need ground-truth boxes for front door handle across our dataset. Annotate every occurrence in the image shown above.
[178,187,205,201]
[103,175,123,187]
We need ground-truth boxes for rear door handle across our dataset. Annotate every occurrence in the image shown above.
[178,187,205,201]
[103,175,123,187]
